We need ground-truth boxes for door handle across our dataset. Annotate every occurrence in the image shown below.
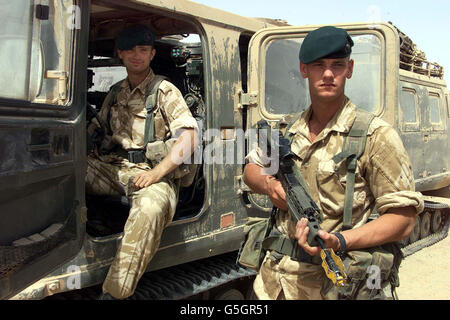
[27,143,52,152]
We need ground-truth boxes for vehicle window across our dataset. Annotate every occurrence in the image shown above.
[89,64,127,93]
[400,88,417,123]
[264,38,309,115]
[0,1,34,100]
[429,93,441,123]
[87,33,205,113]
[264,34,382,115]
[0,0,74,105]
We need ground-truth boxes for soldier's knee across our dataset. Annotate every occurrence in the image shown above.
[131,195,170,220]
[129,182,176,222]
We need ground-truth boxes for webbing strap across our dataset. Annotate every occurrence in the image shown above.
[143,76,168,146]
[342,156,357,230]
[332,109,374,230]
[262,234,322,265]
[262,235,294,256]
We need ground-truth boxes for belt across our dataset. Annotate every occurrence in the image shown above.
[262,234,322,265]
[115,147,147,164]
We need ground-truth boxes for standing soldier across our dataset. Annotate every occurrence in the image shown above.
[86,24,198,300]
[243,26,424,300]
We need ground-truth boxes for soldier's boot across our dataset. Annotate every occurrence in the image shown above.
[98,292,118,300]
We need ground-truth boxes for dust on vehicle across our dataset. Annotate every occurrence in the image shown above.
[0,0,448,300]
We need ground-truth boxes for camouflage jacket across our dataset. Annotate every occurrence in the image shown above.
[246,97,424,237]
[93,68,198,152]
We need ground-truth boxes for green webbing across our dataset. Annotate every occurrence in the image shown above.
[143,98,155,145]
[332,109,375,231]
[142,76,167,146]
[342,156,357,230]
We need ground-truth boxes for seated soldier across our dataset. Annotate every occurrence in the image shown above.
[86,24,198,300]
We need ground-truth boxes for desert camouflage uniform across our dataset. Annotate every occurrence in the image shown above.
[246,97,424,300]
[86,69,198,299]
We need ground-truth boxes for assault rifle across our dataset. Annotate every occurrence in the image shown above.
[257,119,347,287]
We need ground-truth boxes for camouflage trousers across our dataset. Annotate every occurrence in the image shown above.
[253,252,327,300]
[253,250,395,300]
[86,155,177,299]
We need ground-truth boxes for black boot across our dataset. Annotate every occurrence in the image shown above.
[98,292,118,300]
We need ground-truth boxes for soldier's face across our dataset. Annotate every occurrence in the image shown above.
[300,57,354,103]
[118,45,156,75]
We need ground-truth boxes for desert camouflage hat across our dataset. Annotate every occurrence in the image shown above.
[116,24,155,51]
[299,26,354,64]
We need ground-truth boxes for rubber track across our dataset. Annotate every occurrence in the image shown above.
[127,252,256,300]
[401,201,449,258]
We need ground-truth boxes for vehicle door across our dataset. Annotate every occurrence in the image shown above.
[0,0,89,299]
[421,87,448,179]
[244,23,398,211]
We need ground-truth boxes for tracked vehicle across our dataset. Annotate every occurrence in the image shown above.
[0,0,448,300]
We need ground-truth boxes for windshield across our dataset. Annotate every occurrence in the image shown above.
[264,33,382,115]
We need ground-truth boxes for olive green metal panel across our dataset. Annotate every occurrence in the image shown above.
[0,0,90,299]
[398,71,449,189]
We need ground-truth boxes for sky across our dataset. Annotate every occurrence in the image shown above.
[193,0,450,85]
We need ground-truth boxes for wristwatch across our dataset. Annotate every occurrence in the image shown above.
[332,232,347,255]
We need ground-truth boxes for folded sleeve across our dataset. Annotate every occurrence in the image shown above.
[158,81,198,137]
[245,146,273,167]
[366,126,424,214]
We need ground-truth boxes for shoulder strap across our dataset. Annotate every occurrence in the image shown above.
[332,108,375,230]
[143,75,168,146]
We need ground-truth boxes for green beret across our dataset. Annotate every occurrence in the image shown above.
[116,24,155,51]
[299,26,354,64]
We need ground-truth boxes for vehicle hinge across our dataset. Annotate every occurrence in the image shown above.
[46,70,68,103]
[237,90,258,111]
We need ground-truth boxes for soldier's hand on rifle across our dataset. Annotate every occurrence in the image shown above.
[295,218,340,256]
[265,176,289,211]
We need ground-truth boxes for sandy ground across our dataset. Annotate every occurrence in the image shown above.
[396,234,450,300]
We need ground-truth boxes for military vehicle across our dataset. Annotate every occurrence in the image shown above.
[0,0,448,300]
